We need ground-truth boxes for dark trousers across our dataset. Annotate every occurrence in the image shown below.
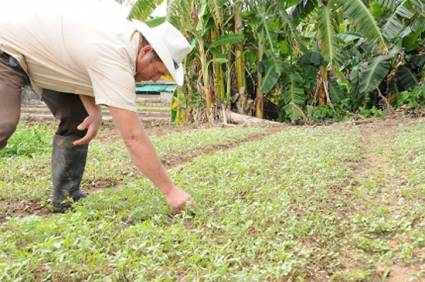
[0,53,88,149]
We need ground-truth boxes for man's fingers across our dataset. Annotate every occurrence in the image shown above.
[73,133,92,145]
[74,115,100,145]
[77,117,90,131]
[73,126,97,145]
[73,135,88,145]
[87,126,98,140]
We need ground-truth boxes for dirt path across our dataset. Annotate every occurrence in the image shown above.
[160,127,283,169]
[95,123,200,143]
[337,114,425,281]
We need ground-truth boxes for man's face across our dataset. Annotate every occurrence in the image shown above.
[135,45,169,82]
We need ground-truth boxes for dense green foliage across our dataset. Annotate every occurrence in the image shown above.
[160,0,425,123]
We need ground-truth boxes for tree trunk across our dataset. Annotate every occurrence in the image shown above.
[185,76,194,122]
[226,111,281,126]
[198,37,214,123]
[211,28,225,103]
[318,67,327,106]
[235,0,247,114]
[255,31,265,118]
[255,73,264,119]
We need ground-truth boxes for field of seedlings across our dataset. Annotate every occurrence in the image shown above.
[1,117,425,281]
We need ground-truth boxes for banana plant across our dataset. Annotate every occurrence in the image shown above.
[168,0,245,123]
[234,0,248,114]
[165,0,425,123]
[125,0,165,20]
[169,0,221,123]
[167,0,200,122]
[242,0,306,118]
[304,0,388,108]
[314,3,340,107]
[349,48,401,112]
[283,72,308,123]
[208,0,230,116]
[382,0,425,41]
[335,0,388,51]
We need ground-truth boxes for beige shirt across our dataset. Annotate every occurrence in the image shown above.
[0,0,140,112]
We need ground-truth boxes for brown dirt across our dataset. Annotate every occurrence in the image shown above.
[386,265,420,282]
[96,123,201,143]
[0,199,50,222]
[81,177,119,193]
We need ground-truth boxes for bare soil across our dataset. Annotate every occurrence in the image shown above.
[0,199,50,222]
[96,123,201,143]
[160,127,283,169]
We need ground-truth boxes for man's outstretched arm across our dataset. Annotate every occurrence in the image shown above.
[109,106,191,210]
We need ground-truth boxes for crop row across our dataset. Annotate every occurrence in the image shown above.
[0,126,265,203]
[1,125,363,281]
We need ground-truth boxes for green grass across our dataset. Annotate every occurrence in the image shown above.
[328,122,425,280]
[1,122,424,280]
[0,126,265,202]
[390,124,425,265]
[151,127,265,156]
[0,125,360,280]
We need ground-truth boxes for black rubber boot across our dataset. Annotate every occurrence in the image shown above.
[51,134,88,213]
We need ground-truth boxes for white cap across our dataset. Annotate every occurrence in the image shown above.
[133,20,192,85]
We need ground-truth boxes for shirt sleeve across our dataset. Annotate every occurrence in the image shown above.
[87,55,137,112]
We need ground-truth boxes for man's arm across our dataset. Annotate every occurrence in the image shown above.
[109,106,191,210]
[74,95,102,145]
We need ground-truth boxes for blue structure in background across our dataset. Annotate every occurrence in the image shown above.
[135,83,177,95]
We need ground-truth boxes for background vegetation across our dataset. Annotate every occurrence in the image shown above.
[128,0,425,124]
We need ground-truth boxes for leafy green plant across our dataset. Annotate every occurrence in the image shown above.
[0,125,52,158]
[0,126,265,202]
[358,106,384,117]
[306,105,336,122]
[394,86,425,109]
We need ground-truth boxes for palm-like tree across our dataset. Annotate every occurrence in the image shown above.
[127,0,425,123]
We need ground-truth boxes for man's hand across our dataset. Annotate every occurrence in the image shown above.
[74,95,102,145]
[73,113,102,145]
[165,186,192,211]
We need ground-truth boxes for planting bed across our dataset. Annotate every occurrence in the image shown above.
[0,117,424,281]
